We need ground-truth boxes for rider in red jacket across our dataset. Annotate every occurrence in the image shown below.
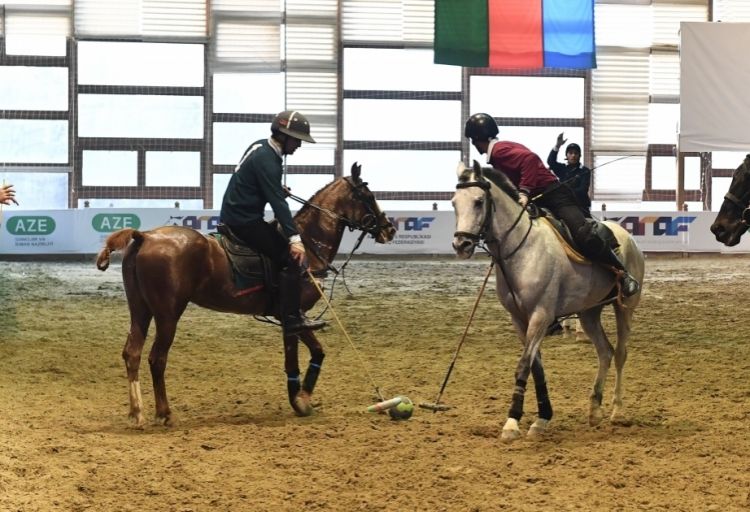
[464,113,639,297]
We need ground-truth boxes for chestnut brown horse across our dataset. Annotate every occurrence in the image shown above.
[96,164,395,426]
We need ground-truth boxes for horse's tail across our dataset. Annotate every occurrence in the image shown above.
[96,228,145,271]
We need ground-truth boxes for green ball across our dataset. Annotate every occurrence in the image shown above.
[388,396,414,420]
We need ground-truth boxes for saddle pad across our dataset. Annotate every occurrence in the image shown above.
[540,217,591,265]
[209,232,267,294]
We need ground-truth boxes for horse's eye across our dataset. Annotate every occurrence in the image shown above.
[474,197,484,208]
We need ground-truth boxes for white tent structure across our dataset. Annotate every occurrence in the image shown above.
[678,21,750,207]
[680,22,750,152]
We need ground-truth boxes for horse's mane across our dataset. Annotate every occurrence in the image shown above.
[294,176,346,218]
[731,154,750,179]
[482,167,520,201]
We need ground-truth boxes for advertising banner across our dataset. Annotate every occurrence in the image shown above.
[0,208,748,256]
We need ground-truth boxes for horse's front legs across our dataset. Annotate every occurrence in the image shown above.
[526,351,553,439]
[284,330,325,417]
[299,330,325,396]
[502,323,548,442]
[502,350,553,441]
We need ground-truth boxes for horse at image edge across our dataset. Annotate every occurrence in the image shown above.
[711,154,750,247]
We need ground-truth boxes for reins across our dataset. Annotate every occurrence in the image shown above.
[455,178,532,316]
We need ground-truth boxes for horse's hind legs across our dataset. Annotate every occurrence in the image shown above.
[610,307,632,423]
[579,311,613,426]
[123,312,152,428]
[149,316,179,426]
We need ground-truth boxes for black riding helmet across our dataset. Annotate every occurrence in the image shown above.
[566,142,581,155]
[271,110,316,143]
[464,113,499,141]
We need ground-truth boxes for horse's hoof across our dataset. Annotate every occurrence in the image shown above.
[501,428,521,442]
[292,391,315,417]
[527,418,549,438]
[589,407,604,426]
[129,412,146,428]
[154,414,173,427]
[610,407,630,425]
[501,418,522,442]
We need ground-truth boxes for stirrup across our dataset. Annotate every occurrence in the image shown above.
[621,274,640,297]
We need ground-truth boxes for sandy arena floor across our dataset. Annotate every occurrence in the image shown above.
[1,254,749,511]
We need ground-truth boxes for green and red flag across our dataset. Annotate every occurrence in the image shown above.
[434,0,596,70]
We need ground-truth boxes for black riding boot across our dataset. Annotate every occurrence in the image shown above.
[599,249,640,297]
[279,267,328,335]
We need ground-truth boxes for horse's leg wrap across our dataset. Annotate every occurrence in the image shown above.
[531,353,553,421]
[591,388,603,406]
[286,372,301,405]
[302,353,325,394]
[508,377,527,421]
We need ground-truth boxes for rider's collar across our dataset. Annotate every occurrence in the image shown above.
[268,136,283,158]
[486,138,499,162]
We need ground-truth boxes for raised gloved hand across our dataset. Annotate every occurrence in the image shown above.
[555,132,567,151]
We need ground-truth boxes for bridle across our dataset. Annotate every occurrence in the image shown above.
[288,177,392,279]
[289,177,390,240]
[454,179,494,243]
[722,162,750,227]
[342,176,392,238]
[453,178,531,259]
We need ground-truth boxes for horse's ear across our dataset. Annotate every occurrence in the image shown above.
[472,159,484,178]
[456,161,467,180]
[351,161,362,181]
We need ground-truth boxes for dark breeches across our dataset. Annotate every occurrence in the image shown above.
[226,219,294,269]
[537,186,609,260]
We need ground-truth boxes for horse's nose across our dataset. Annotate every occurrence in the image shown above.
[452,238,474,254]
[710,222,724,238]
[382,225,396,241]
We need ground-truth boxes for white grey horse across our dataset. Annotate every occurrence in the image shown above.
[451,161,645,441]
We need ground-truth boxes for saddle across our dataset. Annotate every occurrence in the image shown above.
[535,209,619,265]
[211,224,279,299]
